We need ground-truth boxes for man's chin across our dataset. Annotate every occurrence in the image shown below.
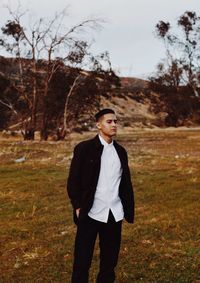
[110,131,117,137]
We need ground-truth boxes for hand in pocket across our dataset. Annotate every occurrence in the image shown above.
[76,208,80,218]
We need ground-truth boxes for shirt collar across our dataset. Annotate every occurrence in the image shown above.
[98,134,113,147]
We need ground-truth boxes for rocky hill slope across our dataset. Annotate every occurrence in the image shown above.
[106,77,200,128]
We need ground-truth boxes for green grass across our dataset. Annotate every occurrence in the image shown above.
[0,129,200,282]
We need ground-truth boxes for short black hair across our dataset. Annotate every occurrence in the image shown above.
[95,108,115,121]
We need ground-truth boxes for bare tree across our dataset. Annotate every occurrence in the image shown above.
[151,11,200,97]
[50,51,119,141]
[0,3,102,140]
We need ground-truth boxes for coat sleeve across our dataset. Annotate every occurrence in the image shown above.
[67,144,83,209]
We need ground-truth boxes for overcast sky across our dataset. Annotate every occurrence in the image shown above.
[0,0,200,78]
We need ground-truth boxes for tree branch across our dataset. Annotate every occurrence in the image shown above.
[0,99,18,115]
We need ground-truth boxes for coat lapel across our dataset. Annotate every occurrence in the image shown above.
[92,135,104,163]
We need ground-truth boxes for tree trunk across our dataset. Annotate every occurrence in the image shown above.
[59,74,81,140]
[40,71,50,140]
[40,108,49,141]
[22,128,35,140]
[40,55,57,141]
[30,55,38,140]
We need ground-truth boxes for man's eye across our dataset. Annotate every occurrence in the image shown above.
[106,120,117,124]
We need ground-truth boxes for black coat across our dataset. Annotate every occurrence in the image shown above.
[67,135,135,224]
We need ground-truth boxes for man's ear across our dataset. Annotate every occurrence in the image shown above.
[96,122,101,130]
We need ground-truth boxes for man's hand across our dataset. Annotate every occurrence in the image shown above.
[76,208,81,218]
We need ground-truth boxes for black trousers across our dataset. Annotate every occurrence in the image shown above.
[71,210,122,283]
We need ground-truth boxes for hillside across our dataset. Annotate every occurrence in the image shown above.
[107,77,200,128]
[0,55,200,134]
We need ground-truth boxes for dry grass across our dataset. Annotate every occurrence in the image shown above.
[0,128,200,282]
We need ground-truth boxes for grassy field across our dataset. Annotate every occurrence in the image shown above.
[0,129,200,283]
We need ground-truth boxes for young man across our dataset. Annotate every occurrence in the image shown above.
[67,108,134,283]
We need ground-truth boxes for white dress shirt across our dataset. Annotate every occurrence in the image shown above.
[88,135,124,223]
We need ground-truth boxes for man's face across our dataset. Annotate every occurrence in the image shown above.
[96,113,118,137]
